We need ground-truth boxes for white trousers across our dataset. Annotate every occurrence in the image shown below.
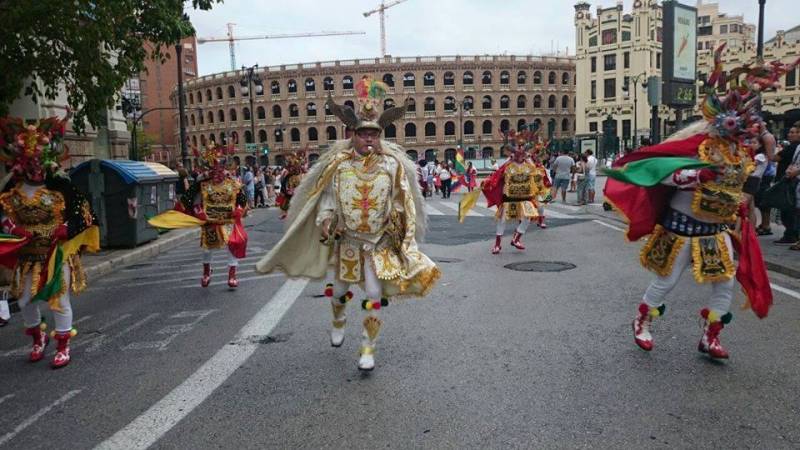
[331,252,381,300]
[496,217,531,236]
[18,265,73,332]
[202,249,239,267]
[643,234,735,315]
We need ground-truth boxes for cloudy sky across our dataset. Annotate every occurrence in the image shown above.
[187,0,797,76]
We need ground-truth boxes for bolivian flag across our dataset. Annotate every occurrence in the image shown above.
[33,225,101,311]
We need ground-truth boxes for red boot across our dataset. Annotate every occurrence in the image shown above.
[228,266,239,288]
[633,303,664,351]
[25,324,48,362]
[491,235,502,254]
[698,309,730,359]
[537,215,547,229]
[201,263,211,288]
[510,231,526,250]
[51,330,75,369]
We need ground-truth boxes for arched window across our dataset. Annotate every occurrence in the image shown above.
[423,71,435,86]
[289,104,299,117]
[500,119,510,133]
[324,103,332,116]
[200,134,207,146]
[482,95,492,110]
[275,155,286,166]
[197,90,203,103]
[562,118,570,132]
[259,130,267,143]
[343,76,354,89]
[482,120,492,134]
[244,130,253,144]
[198,111,204,125]
[344,100,355,110]
[323,77,334,91]
[190,115,196,126]
[445,148,457,162]
[229,108,238,122]
[444,121,456,136]
[384,98,395,110]
[243,107,251,121]
[382,73,395,87]
[562,95,569,109]
[463,96,474,111]
[218,110,225,122]
[207,111,214,123]
[517,95,526,109]
[288,79,297,93]
[407,150,418,160]
[425,122,436,137]
[444,96,456,112]
[533,95,542,108]
[517,119,527,131]
[548,95,556,108]
[405,123,417,137]
[385,124,397,138]
[257,106,266,120]
[424,97,435,112]
[216,87,223,100]
[274,128,284,143]
[533,118,542,132]
[290,128,300,142]
[305,78,316,92]
[271,81,280,94]
[464,120,474,135]
[403,72,415,87]
[444,72,455,86]
[191,135,197,147]
[500,95,510,109]
[230,131,239,144]
[308,127,318,141]
[209,133,216,143]
[406,97,416,112]
[517,71,527,84]
[466,147,476,159]
[548,118,557,137]
[326,126,337,140]
[189,93,194,104]
[533,71,542,84]
[548,71,556,84]
[228,85,236,98]
[500,71,510,85]
[272,105,282,118]
[425,149,436,161]
[307,103,316,117]
[482,71,492,84]
[562,72,570,85]
[463,71,474,85]
[482,147,493,158]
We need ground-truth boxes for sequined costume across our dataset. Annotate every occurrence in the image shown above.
[277,151,307,219]
[257,75,440,371]
[0,116,100,369]
[604,44,788,359]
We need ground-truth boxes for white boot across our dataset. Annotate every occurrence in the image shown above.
[329,292,351,347]
[358,310,382,371]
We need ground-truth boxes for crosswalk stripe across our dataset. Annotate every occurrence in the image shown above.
[424,204,445,216]
[435,202,484,217]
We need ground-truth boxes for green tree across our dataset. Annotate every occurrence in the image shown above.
[128,123,157,159]
[0,0,222,133]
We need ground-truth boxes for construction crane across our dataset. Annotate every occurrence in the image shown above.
[198,23,367,70]
[362,0,410,57]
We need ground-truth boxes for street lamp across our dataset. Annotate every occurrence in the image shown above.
[455,98,471,153]
[126,106,202,162]
[624,72,647,149]
[240,64,263,161]
[757,0,766,60]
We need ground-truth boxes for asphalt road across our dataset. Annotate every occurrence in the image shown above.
[2,192,800,449]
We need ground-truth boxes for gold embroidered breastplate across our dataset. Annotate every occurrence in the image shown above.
[335,158,392,235]
[0,185,66,262]
[201,178,239,222]
[691,137,754,222]
[503,162,537,200]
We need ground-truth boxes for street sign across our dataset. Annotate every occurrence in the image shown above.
[245,143,259,152]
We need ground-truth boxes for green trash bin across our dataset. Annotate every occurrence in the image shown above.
[71,159,179,248]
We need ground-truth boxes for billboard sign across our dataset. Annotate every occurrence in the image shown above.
[662,1,698,107]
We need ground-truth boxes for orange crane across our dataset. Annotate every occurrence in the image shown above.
[362,0,410,57]
[198,23,366,70]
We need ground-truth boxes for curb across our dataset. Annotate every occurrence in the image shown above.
[84,228,199,282]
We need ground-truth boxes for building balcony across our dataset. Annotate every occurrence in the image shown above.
[482,86,493,91]
[288,93,298,100]
[325,115,337,122]
[271,94,281,101]
[423,86,435,93]
[290,142,301,149]
[386,137,397,143]
[306,115,319,123]
[423,111,436,118]
[464,135,476,143]
[499,85,511,91]
[305,92,316,99]
[444,136,457,144]
[342,89,354,96]
[500,108,510,115]
[272,119,283,125]
[482,134,493,140]
[443,110,456,116]
[404,111,416,118]
[481,110,493,116]
[425,136,436,143]
[288,117,300,124]
[463,85,474,92]
[403,87,416,93]
[387,87,395,94]
[405,137,418,144]
[443,85,455,92]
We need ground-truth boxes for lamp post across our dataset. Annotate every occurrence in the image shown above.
[757,0,766,60]
[625,72,647,148]
[176,43,190,168]
[240,64,263,162]
[128,106,202,162]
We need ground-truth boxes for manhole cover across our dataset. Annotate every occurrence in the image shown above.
[432,257,463,263]
[504,261,576,272]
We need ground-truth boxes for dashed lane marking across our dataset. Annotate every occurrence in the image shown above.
[94,278,308,450]
[435,201,484,216]
[771,283,800,300]
[0,394,14,406]
[85,314,161,353]
[592,219,625,232]
[0,390,82,447]
[424,204,445,216]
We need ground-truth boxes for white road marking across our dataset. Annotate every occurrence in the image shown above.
[592,219,625,232]
[548,202,582,212]
[0,390,82,447]
[72,314,133,352]
[435,201,484,216]
[771,283,800,300]
[542,208,572,219]
[0,394,14,406]
[173,272,282,290]
[123,310,217,352]
[95,278,308,450]
[424,204,445,216]
[85,313,161,353]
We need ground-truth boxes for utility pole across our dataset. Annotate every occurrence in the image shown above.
[757,0,766,60]
[240,64,263,163]
[176,43,190,168]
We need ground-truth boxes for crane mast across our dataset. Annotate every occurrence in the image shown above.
[362,0,410,57]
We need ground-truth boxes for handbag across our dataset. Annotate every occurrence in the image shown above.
[761,178,796,210]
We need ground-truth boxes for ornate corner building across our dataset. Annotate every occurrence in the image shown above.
[180,54,575,167]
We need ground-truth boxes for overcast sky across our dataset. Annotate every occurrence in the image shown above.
[187,0,797,76]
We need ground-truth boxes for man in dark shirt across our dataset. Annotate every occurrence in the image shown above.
[774,125,800,243]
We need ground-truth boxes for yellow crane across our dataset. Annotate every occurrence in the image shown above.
[362,0,410,57]
[198,23,366,71]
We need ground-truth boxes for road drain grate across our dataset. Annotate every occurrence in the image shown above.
[504,261,576,272]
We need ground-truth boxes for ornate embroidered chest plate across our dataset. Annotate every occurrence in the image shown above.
[692,138,754,222]
[503,162,537,199]
[335,160,392,235]
[201,178,239,222]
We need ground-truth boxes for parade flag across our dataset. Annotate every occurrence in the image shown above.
[451,145,467,192]
[458,189,481,223]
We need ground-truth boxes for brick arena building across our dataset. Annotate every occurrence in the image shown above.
[182,54,575,167]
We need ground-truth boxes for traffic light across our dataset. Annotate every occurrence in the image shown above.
[261,144,270,155]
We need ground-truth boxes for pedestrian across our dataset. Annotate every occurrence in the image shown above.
[433,160,442,195]
[742,128,776,229]
[773,125,800,244]
[175,162,190,197]
[253,166,266,207]
[417,159,429,198]
[584,149,598,203]
[465,161,477,192]
[757,143,779,235]
[438,161,453,199]
[272,167,282,206]
[425,161,435,197]
[243,165,255,209]
[575,154,588,205]
[550,149,574,203]
[569,153,579,192]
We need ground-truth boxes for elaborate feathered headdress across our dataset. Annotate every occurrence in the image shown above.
[0,115,70,175]
[498,129,548,157]
[194,142,234,171]
[326,75,408,132]
[702,44,800,141]
[284,148,308,175]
